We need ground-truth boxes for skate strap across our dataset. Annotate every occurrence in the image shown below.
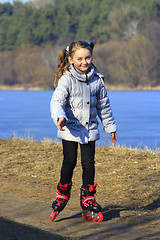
[56,192,69,201]
[82,196,95,204]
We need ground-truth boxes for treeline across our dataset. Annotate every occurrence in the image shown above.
[1,0,160,50]
[0,0,160,89]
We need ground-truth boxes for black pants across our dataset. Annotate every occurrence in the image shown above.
[60,139,95,187]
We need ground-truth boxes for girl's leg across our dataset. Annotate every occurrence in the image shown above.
[79,142,103,221]
[60,139,78,184]
[51,140,77,221]
[80,141,95,187]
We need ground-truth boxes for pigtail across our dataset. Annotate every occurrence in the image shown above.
[54,48,70,87]
[87,42,98,71]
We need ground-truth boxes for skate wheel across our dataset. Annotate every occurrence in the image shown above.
[82,211,87,219]
[82,215,88,220]
[93,217,98,222]
[97,212,103,222]
[50,211,58,221]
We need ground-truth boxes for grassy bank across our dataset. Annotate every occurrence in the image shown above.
[0,138,160,209]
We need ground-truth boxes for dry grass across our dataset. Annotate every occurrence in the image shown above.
[1,138,160,228]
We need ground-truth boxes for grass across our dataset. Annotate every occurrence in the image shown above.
[1,138,160,229]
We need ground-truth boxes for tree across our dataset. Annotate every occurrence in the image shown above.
[94,34,158,88]
[0,51,17,85]
[126,34,158,87]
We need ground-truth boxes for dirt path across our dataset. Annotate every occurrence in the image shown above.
[0,190,160,240]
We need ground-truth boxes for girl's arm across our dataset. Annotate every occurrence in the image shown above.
[50,75,69,126]
[96,79,117,139]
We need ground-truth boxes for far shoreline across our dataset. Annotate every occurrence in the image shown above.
[1,84,160,91]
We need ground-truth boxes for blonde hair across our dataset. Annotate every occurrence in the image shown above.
[54,41,96,87]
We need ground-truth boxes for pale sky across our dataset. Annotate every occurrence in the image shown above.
[0,0,31,3]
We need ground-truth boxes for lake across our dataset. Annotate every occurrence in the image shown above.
[0,90,160,150]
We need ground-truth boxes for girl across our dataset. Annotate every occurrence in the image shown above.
[50,41,117,221]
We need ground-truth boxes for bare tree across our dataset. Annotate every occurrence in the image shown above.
[41,44,64,78]
[29,0,55,8]
[124,20,139,40]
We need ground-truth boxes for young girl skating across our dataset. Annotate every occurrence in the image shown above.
[50,41,117,222]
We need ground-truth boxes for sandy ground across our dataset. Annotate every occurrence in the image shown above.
[1,190,160,240]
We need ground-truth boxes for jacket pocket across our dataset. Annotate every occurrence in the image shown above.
[66,121,80,131]
[89,120,99,130]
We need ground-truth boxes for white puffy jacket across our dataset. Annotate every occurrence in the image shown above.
[50,65,116,144]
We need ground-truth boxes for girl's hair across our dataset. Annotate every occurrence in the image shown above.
[54,40,96,87]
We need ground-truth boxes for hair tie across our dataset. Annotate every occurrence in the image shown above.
[87,42,91,46]
[66,46,69,53]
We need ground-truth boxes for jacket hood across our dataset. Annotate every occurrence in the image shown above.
[67,64,95,82]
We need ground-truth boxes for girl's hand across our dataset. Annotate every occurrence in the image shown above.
[110,132,117,143]
[57,117,66,131]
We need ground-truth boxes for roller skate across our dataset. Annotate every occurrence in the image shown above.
[50,182,72,221]
[80,184,103,222]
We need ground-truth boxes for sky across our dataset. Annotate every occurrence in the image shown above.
[0,0,31,3]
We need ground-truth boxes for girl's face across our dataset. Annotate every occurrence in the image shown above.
[69,48,92,74]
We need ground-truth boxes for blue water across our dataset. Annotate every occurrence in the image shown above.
[0,90,160,150]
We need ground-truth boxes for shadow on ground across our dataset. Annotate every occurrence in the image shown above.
[0,217,70,240]
[142,197,160,211]
[54,207,121,223]
[53,203,160,240]
[1,190,160,240]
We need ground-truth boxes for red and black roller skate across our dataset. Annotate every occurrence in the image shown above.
[50,182,72,221]
[80,184,103,222]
